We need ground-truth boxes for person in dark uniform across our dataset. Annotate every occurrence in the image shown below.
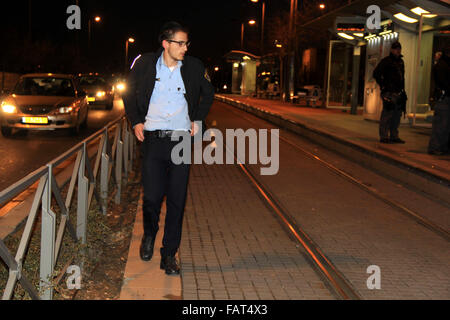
[373,41,408,144]
[428,49,450,155]
[123,21,214,275]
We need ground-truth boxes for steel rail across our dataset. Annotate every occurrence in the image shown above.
[225,104,450,242]
[278,135,450,242]
[236,161,361,300]
[219,134,361,300]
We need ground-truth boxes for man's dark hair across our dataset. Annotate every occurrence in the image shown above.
[391,41,402,49]
[158,21,189,45]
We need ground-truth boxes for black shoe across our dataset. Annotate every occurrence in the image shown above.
[380,138,391,144]
[390,138,405,144]
[160,255,180,275]
[139,236,155,261]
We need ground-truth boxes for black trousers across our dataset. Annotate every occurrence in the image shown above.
[379,100,403,140]
[141,133,191,257]
[428,97,450,154]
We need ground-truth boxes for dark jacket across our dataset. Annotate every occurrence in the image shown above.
[433,54,450,100]
[123,48,214,128]
[373,53,405,94]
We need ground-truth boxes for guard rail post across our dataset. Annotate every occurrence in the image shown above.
[100,128,109,215]
[40,165,55,300]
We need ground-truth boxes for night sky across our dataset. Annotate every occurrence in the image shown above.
[1,0,343,74]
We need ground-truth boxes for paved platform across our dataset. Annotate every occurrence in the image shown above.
[118,97,449,301]
[120,164,336,300]
[120,198,182,300]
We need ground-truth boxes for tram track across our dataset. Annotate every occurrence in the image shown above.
[225,107,450,242]
[216,104,449,300]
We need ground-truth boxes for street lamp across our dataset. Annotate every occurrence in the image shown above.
[241,19,257,50]
[125,37,135,73]
[250,0,266,55]
[88,15,101,50]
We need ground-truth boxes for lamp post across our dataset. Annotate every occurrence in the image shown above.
[125,37,135,73]
[250,0,265,56]
[88,15,101,51]
[241,19,256,50]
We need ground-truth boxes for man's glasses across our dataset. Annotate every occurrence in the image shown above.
[166,40,191,48]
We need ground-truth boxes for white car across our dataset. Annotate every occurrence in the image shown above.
[0,73,89,137]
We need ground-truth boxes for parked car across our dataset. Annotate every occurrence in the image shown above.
[77,74,114,110]
[0,73,89,137]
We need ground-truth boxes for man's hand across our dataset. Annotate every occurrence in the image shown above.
[134,123,145,142]
[191,122,200,136]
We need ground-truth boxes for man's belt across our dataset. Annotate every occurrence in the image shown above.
[144,130,187,139]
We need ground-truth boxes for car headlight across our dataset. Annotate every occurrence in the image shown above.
[58,106,74,114]
[116,83,126,92]
[96,91,106,97]
[1,102,16,114]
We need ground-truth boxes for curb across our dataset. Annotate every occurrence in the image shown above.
[215,95,450,204]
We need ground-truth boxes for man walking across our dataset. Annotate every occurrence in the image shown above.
[123,21,214,275]
[373,41,407,144]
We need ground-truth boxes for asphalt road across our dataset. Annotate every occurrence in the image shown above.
[0,97,126,191]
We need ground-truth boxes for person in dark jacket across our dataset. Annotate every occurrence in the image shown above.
[428,49,450,155]
[373,41,407,144]
[123,21,214,275]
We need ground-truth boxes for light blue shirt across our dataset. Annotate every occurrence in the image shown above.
[144,53,191,132]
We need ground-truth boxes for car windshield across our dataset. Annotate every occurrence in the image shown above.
[14,77,75,97]
[79,77,106,86]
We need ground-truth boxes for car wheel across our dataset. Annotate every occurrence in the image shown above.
[1,126,12,137]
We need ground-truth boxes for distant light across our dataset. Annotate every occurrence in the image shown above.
[276,44,283,48]
[233,63,239,68]
[411,7,437,18]
[214,67,219,72]
[48,73,53,76]
[116,83,126,91]
[128,38,135,43]
[319,4,325,9]
[394,13,418,23]
[243,56,251,60]
[353,33,364,37]
[337,33,355,40]
[223,85,228,90]
[248,20,256,25]
[95,16,101,22]
[251,0,258,2]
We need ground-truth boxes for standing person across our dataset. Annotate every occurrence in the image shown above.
[373,41,408,144]
[428,49,450,155]
[123,21,214,275]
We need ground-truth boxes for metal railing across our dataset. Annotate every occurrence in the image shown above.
[0,116,136,300]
